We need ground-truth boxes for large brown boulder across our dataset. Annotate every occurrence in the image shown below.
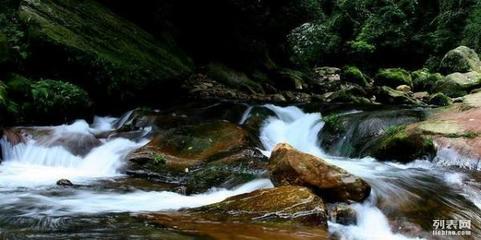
[141,186,329,239]
[268,143,370,202]
[128,121,249,171]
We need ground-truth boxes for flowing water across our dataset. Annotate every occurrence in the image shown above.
[0,105,480,239]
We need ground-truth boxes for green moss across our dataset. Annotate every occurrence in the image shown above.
[19,0,193,102]
[151,153,166,165]
[411,69,444,92]
[439,46,481,74]
[375,68,413,88]
[369,126,436,162]
[342,66,369,86]
[323,114,343,134]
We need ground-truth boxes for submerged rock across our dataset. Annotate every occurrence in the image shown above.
[268,143,370,202]
[440,46,481,74]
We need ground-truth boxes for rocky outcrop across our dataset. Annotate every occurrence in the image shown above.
[375,68,413,88]
[440,46,481,74]
[268,143,370,202]
[19,0,193,105]
[141,186,329,239]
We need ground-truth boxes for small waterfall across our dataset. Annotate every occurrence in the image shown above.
[258,104,481,239]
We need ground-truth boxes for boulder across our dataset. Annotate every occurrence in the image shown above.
[143,185,329,225]
[366,126,436,162]
[268,143,370,202]
[428,93,452,106]
[341,66,369,87]
[376,86,419,105]
[439,46,481,74]
[411,69,443,92]
[128,121,249,171]
[375,68,412,88]
[434,71,481,97]
[19,0,193,105]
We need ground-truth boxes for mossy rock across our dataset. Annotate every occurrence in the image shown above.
[429,93,452,106]
[0,31,7,63]
[19,0,193,104]
[366,126,436,162]
[278,68,306,90]
[375,68,413,88]
[411,69,444,92]
[439,46,481,74]
[128,121,249,171]
[434,71,481,97]
[206,63,263,94]
[376,86,419,105]
[341,66,368,86]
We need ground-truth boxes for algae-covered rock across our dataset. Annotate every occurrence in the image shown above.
[19,0,193,104]
[434,71,481,97]
[141,186,329,239]
[440,46,481,74]
[269,143,370,202]
[376,86,419,105]
[366,126,435,162]
[341,66,369,87]
[429,93,452,106]
[411,69,444,92]
[375,68,412,88]
[128,121,249,171]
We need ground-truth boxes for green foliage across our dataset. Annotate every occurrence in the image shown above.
[31,80,90,114]
[375,68,412,88]
[287,22,341,65]
[151,153,166,165]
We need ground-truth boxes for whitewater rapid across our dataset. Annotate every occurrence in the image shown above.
[1,105,480,240]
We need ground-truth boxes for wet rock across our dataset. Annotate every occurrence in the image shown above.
[366,126,436,162]
[440,46,481,74]
[327,203,357,225]
[434,71,481,97]
[128,121,249,171]
[40,132,101,157]
[375,68,412,88]
[185,148,268,194]
[268,143,370,202]
[142,186,329,233]
[2,128,25,146]
[320,109,427,157]
[56,179,73,186]
[413,91,429,101]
